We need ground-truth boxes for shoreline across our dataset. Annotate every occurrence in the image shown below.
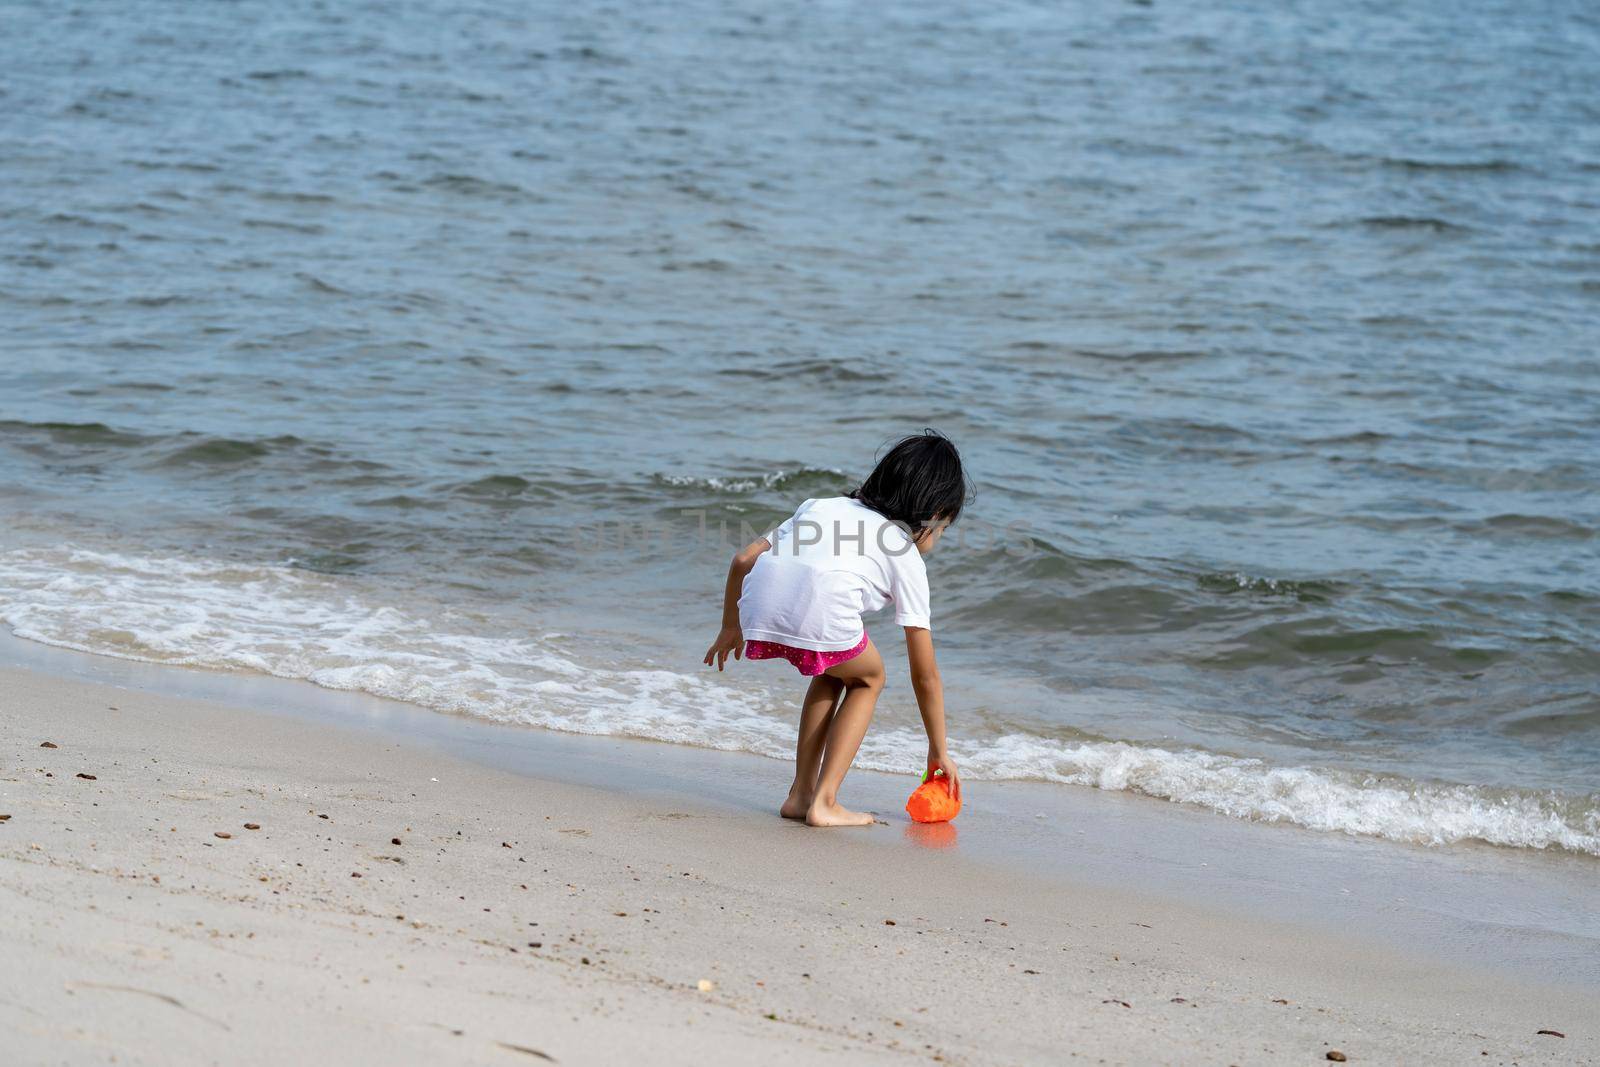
[4,540,1593,862]
[1,640,1595,1063]
[4,629,1597,986]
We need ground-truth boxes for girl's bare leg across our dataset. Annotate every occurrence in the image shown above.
[807,639,885,828]
[782,674,844,819]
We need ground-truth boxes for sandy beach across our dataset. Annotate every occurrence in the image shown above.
[2,655,1592,1066]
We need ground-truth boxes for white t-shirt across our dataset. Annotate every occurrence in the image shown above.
[737,496,932,652]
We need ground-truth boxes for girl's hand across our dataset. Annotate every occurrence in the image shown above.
[703,626,744,671]
[927,752,960,801]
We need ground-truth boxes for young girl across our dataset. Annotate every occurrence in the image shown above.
[703,430,968,827]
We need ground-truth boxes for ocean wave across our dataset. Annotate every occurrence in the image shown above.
[420,173,534,202]
[652,466,850,494]
[1005,342,1210,364]
[954,737,1599,855]
[454,474,536,498]
[1380,157,1521,173]
[0,545,1595,858]
[1463,514,1596,541]
[1196,571,1341,601]
[155,437,279,466]
[1355,215,1470,233]
[0,419,151,447]
[721,359,893,383]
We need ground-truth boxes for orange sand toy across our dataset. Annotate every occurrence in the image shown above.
[905,771,961,823]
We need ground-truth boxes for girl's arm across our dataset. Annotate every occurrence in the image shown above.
[905,626,960,799]
[703,536,770,671]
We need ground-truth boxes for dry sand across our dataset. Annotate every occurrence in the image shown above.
[1,664,1593,1065]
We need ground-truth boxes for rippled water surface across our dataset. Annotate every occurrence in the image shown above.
[3,0,1597,854]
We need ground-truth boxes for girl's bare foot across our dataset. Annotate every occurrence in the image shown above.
[805,799,875,827]
[780,791,812,820]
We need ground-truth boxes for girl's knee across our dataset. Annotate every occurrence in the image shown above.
[846,667,885,692]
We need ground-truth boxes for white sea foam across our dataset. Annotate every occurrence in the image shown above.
[945,735,1600,855]
[2,545,1596,857]
[656,467,846,493]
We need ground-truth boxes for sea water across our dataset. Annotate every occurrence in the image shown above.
[2,0,1596,855]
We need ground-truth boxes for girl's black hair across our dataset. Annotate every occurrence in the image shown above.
[850,429,971,537]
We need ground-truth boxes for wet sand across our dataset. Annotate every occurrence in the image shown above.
[0,662,1593,1065]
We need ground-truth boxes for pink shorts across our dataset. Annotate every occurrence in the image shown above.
[745,631,869,677]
